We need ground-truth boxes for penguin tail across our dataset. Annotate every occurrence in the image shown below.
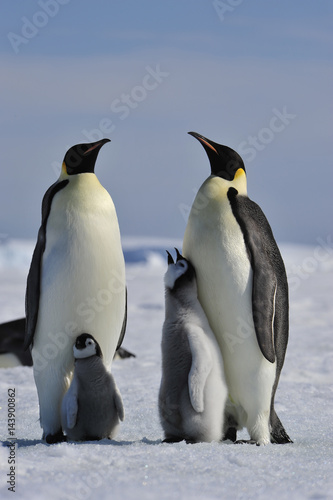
[270,410,293,444]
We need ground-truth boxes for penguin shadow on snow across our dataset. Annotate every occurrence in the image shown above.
[1,438,136,448]
[3,437,168,448]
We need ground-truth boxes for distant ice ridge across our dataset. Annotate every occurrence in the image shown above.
[0,239,35,270]
[0,236,183,270]
[0,236,332,274]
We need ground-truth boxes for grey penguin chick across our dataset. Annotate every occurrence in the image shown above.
[61,334,124,441]
[159,249,227,443]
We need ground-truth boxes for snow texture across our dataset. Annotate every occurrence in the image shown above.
[0,237,332,500]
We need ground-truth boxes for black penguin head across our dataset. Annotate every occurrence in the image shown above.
[188,131,245,181]
[73,333,103,360]
[164,248,196,292]
[63,138,110,175]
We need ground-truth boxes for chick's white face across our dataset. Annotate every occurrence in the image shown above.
[73,337,97,359]
[164,259,189,290]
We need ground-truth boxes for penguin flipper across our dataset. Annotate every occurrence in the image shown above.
[227,189,283,363]
[113,385,124,422]
[116,287,127,351]
[24,180,69,350]
[187,325,212,413]
[65,390,78,429]
[24,227,45,350]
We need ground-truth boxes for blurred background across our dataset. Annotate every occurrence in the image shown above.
[0,0,332,245]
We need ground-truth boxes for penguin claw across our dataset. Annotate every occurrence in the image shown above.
[235,439,260,446]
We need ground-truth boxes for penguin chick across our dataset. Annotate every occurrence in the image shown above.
[159,249,227,443]
[61,334,124,441]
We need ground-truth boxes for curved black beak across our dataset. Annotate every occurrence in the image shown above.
[166,250,174,265]
[175,248,183,262]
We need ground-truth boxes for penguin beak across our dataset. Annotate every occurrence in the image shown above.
[83,138,111,156]
[188,132,218,154]
[175,248,183,262]
[166,251,174,265]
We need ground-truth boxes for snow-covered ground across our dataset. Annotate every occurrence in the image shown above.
[0,237,332,500]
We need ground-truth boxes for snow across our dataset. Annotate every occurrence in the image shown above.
[0,237,332,500]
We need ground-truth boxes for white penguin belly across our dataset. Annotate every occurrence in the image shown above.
[33,174,126,373]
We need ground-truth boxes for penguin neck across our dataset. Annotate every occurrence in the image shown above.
[74,356,106,385]
[197,171,248,205]
[165,284,199,318]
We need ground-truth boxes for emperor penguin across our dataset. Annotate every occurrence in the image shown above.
[183,132,292,445]
[24,139,127,443]
[159,249,227,443]
[61,333,124,441]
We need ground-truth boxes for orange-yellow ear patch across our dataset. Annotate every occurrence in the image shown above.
[234,168,245,180]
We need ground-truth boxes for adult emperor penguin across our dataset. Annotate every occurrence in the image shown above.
[24,139,127,444]
[182,132,292,445]
[159,249,227,443]
[61,334,124,441]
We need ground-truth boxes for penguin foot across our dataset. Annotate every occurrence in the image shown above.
[235,439,259,446]
[162,436,185,444]
[44,430,66,444]
[223,427,237,442]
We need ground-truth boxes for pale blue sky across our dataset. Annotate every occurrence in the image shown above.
[1,1,332,244]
